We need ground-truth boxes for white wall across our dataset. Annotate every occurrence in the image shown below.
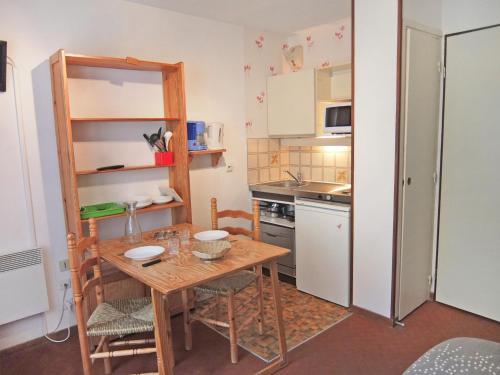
[0,0,246,349]
[353,0,399,318]
[244,19,352,139]
[404,0,442,31]
[286,18,352,72]
[244,29,287,138]
[404,0,500,36]
[442,0,500,34]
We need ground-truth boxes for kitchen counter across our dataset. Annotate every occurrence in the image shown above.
[250,180,351,204]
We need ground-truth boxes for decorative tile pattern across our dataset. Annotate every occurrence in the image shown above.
[247,169,259,185]
[248,154,258,169]
[259,168,270,183]
[247,138,351,185]
[269,167,280,181]
[196,277,351,363]
[269,152,279,166]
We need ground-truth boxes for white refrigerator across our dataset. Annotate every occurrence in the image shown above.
[295,199,351,307]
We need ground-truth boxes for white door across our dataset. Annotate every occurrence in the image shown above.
[295,200,350,307]
[267,69,316,137]
[436,25,500,321]
[397,27,441,319]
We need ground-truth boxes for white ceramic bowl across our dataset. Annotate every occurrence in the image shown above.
[124,245,165,261]
[152,195,173,204]
[193,230,229,241]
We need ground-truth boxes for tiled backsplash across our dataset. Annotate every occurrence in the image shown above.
[247,138,351,185]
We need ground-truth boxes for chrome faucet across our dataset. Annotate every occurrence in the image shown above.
[285,170,303,184]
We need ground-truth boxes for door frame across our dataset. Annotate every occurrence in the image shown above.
[390,0,403,322]
[394,22,443,321]
[434,23,500,301]
[349,0,354,307]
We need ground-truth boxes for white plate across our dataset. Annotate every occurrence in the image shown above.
[194,230,229,241]
[152,195,173,204]
[131,195,152,208]
[124,246,165,261]
[158,186,183,202]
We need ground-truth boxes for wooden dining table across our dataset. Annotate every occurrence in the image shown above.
[98,223,290,375]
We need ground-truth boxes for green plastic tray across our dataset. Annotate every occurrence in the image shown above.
[80,202,125,219]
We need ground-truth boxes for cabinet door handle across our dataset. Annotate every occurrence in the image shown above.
[263,232,278,238]
[407,177,412,185]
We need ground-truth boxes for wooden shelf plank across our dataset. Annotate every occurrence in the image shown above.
[188,149,226,166]
[188,149,226,156]
[76,164,174,176]
[65,53,179,72]
[81,201,184,223]
[71,117,180,122]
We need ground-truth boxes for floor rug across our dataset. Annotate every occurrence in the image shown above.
[195,276,351,362]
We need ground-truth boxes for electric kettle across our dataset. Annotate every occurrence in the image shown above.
[206,122,224,149]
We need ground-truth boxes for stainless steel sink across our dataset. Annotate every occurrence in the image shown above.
[265,180,309,188]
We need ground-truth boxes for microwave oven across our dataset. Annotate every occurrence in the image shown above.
[324,102,351,134]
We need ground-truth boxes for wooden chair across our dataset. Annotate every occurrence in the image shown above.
[68,218,157,375]
[182,198,264,364]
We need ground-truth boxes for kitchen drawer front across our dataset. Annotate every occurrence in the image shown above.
[260,222,295,268]
[260,222,293,247]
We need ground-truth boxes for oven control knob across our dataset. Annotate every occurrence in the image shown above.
[325,195,332,201]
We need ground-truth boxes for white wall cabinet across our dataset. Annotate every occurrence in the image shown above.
[331,68,352,100]
[267,65,351,138]
[267,69,316,137]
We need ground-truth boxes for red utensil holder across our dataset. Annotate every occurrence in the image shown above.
[155,152,174,166]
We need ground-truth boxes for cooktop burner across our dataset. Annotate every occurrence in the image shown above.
[295,182,351,203]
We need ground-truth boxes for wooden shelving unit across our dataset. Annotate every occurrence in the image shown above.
[65,53,178,72]
[81,201,184,223]
[76,164,174,176]
[188,149,226,166]
[50,50,192,237]
[71,117,180,123]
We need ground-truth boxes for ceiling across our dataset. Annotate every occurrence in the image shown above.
[125,0,351,33]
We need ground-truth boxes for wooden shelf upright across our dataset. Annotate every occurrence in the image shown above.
[49,50,192,237]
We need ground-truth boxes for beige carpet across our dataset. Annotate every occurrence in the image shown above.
[195,276,351,362]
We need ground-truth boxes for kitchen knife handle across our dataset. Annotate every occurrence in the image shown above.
[142,258,162,267]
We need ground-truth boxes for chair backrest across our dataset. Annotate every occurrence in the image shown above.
[210,198,260,240]
[67,218,105,312]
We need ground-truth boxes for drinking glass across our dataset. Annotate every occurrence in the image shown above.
[166,231,180,255]
[178,228,190,247]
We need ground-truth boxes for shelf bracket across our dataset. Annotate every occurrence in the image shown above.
[188,149,225,166]
[211,153,222,167]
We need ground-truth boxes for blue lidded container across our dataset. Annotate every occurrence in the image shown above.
[187,121,208,151]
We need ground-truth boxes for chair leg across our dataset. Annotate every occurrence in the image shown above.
[74,301,93,375]
[256,265,264,335]
[102,337,112,374]
[215,294,221,322]
[77,329,93,375]
[182,289,192,351]
[227,292,238,364]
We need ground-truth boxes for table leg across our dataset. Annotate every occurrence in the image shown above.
[181,289,192,351]
[257,261,288,374]
[151,288,174,375]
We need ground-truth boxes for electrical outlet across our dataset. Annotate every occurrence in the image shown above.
[226,164,233,173]
[59,258,69,272]
[58,279,71,291]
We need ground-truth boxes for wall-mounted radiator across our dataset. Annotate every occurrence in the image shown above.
[0,248,49,325]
